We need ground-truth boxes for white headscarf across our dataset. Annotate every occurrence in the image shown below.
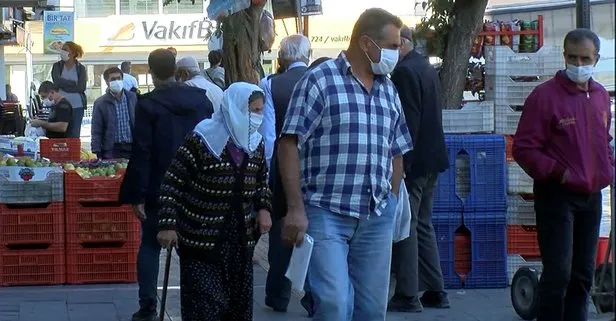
[193,82,264,159]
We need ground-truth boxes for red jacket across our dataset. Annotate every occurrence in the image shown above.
[513,70,614,194]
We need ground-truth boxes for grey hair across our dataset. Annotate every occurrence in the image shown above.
[177,65,201,78]
[278,34,311,63]
[564,28,601,54]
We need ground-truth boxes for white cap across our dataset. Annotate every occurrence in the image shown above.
[176,56,200,73]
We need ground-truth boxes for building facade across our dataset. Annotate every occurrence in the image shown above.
[4,0,423,106]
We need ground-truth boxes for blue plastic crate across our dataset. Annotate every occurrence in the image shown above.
[463,213,508,289]
[433,213,464,289]
[433,134,507,213]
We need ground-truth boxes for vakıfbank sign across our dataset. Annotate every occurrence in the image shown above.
[99,14,216,47]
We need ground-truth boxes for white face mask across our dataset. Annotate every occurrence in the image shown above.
[365,38,399,75]
[42,98,54,107]
[60,50,70,62]
[249,112,264,134]
[565,63,594,84]
[109,80,124,94]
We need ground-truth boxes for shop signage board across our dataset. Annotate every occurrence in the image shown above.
[43,11,74,54]
[300,0,322,16]
[99,14,217,47]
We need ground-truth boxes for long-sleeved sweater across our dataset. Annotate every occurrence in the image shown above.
[157,133,272,259]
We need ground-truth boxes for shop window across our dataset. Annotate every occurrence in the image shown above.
[163,0,203,14]
[75,0,116,18]
[131,64,155,94]
[120,0,159,15]
[32,64,53,88]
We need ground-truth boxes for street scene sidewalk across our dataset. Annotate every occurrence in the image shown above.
[0,235,612,321]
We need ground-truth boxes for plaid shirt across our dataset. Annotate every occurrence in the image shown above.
[114,92,132,144]
[281,52,414,217]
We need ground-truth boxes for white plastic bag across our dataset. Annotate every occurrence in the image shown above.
[393,182,412,243]
[25,123,46,139]
[208,31,223,51]
[285,234,314,292]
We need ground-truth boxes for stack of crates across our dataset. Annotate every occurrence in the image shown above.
[432,134,508,289]
[64,169,140,284]
[0,169,65,286]
[485,45,562,284]
[484,45,563,135]
[504,136,542,284]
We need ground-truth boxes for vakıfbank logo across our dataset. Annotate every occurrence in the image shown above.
[108,22,136,41]
[103,16,216,46]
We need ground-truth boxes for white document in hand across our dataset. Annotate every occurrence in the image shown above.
[284,234,314,292]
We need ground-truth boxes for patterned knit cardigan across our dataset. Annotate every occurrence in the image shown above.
[157,133,273,257]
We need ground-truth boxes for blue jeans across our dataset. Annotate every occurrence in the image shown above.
[137,211,162,311]
[306,194,396,321]
[70,107,84,138]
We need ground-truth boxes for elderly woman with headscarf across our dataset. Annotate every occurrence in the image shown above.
[156,82,273,321]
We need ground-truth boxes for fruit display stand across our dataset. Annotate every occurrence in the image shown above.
[63,160,140,284]
[0,159,66,286]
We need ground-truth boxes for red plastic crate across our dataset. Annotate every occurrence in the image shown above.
[505,135,514,162]
[64,171,125,203]
[0,244,66,286]
[0,202,65,247]
[65,202,140,245]
[39,138,81,162]
[66,242,138,284]
[507,225,540,257]
[454,233,471,281]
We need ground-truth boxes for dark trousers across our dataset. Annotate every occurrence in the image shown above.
[265,217,312,309]
[392,173,445,297]
[265,218,292,307]
[70,107,84,138]
[137,211,162,312]
[112,143,132,159]
[534,182,602,321]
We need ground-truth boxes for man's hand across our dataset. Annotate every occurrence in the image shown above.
[132,204,146,221]
[256,209,272,234]
[30,119,44,128]
[157,230,177,248]
[281,206,308,247]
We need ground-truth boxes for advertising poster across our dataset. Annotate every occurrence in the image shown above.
[300,0,323,16]
[43,11,74,54]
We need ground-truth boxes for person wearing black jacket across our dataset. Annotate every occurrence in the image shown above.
[119,48,214,321]
[388,26,450,313]
[260,34,314,316]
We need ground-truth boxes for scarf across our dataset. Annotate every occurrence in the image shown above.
[193,82,264,159]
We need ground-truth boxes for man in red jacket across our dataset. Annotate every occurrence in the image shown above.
[513,28,614,321]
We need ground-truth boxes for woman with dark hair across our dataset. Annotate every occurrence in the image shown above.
[51,41,87,138]
[156,82,273,321]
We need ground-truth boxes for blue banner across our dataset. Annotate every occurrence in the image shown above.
[43,11,75,55]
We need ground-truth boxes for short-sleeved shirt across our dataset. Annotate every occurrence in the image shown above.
[281,52,414,218]
[46,98,73,138]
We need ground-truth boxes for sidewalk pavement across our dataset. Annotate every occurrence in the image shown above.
[0,234,612,321]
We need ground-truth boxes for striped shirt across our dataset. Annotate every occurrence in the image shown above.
[281,52,413,218]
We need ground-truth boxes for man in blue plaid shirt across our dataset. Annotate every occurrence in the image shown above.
[277,8,413,321]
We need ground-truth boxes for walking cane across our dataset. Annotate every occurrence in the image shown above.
[159,246,173,321]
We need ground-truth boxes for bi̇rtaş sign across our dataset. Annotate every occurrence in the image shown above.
[100,14,217,47]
